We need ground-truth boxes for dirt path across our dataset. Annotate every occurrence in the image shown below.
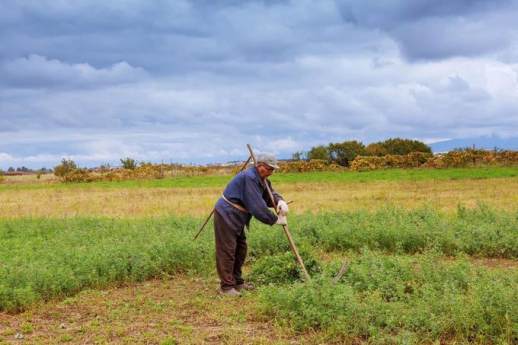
[0,276,321,345]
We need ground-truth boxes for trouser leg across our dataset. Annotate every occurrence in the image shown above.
[214,210,238,290]
[233,228,247,286]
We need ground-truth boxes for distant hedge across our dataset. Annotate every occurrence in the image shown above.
[351,150,518,171]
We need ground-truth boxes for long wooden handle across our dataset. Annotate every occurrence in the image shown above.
[246,144,311,281]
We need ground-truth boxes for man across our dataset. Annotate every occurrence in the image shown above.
[214,153,289,296]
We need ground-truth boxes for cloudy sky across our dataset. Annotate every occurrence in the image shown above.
[1,0,518,169]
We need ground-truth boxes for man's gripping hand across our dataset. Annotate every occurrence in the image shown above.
[275,214,287,225]
[276,200,289,216]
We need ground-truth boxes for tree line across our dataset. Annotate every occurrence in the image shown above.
[292,138,432,167]
[0,166,52,174]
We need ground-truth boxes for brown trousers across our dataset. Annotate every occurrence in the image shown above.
[214,210,247,290]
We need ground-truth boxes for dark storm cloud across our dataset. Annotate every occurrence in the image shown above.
[336,0,518,60]
[0,0,367,75]
[336,0,508,27]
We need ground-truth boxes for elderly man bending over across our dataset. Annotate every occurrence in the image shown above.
[213,153,289,296]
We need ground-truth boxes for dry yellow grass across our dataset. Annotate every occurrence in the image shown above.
[1,173,58,185]
[1,178,516,218]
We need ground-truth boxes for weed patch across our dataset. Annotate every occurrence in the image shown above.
[258,251,518,344]
[248,247,320,285]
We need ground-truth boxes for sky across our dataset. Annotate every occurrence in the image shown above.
[1,0,518,169]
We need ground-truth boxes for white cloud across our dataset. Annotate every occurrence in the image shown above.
[0,153,15,160]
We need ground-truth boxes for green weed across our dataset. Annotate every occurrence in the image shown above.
[258,251,518,344]
[248,246,320,285]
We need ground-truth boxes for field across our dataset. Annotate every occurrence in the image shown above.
[0,167,517,344]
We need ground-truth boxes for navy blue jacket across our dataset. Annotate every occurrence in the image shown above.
[214,167,283,232]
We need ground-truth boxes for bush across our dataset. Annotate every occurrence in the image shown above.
[423,149,518,168]
[367,138,432,156]
[350,153,433,171]
[120,157,137,170]
[328,140,366,166]
[61,168,100,183]
[307,145,330,161]
[277,160,343,173]
[53,158,78,177]
[248,247,320,285]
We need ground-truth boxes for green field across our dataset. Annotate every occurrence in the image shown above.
[0,167,517,344]
[1,166,517,191]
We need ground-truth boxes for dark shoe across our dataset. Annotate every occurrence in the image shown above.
[219,288,241,297]
[235,282,255,291]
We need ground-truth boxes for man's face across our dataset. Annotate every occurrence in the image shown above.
[257,163,275,179]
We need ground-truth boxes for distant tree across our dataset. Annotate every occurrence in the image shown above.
[120,157,137,170]
[374,138,431,155]
[291,151,307,161]
[365,143,388,156]
[307,145,330,161]
[328,140,366,166]
[7,167,15,172]
[54,158,78,177]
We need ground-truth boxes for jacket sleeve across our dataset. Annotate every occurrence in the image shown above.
[263,179,284,208]
[242,174,278,225]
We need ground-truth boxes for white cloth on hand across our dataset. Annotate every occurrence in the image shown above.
[276,200,289,215]
[275,214,287,225]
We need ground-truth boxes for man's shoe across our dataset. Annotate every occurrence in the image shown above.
[235,282,255,291]
[219,288,241,296]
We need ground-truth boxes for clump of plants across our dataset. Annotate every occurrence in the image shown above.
[0,217,213,312]
[248,247,320,285]
[258,251,518,344]
[53,158,77,177]
[288,205,518,258]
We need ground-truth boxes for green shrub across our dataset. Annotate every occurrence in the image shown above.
[248,247,320,285]
[53,158,78,177]
[120,157,137,170]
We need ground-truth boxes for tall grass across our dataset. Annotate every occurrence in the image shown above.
[248,205,518,258]
[0,217,212,312]
[0,206,516,312]
[258,251,517,344]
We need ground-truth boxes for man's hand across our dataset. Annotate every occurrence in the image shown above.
[277,200,289,215]
[275,214,287,225]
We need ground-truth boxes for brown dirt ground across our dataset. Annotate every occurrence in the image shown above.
[0,275,333,345]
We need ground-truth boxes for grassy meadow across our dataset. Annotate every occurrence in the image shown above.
[0,166,517,344]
